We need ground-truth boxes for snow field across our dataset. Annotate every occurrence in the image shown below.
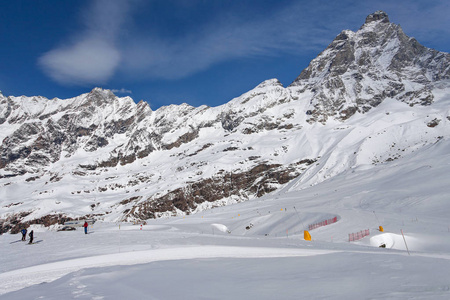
[3,157,450,299]
[2,202,450,299]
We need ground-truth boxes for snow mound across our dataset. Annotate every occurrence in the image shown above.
[370,232,419,251]
[211,223,230,233]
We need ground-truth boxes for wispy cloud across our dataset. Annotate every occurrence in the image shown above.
[39,1,343,84]
[38,0,450,86]
[38,0,134,86]
[120,2,339,80]
[39,38,120,85]
[111,88,132,94]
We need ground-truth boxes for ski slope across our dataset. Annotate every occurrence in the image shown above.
[1,137,450,299]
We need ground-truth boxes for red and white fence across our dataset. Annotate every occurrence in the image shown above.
[348,229,370,242]
[308,216,338,231]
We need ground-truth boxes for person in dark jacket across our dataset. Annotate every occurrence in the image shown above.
[21,228,27,241]
[28,230,34,244]
[83,221,88,234]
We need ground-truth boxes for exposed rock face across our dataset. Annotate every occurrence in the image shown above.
[4,213,75,234]
[125,159,315,220]
[1,12,450,232]
[290,10,450,122]
[365,10,390,24]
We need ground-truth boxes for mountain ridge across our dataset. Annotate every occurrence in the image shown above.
[1,11,449,233]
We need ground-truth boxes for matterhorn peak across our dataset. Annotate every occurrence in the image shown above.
[364,10,390,24]
[289,9,450,122]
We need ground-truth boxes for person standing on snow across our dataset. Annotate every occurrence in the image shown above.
[83,221,88,234]
[28,230,34,244]
[21,228,27,241]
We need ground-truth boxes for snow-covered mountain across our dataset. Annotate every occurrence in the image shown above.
[290,11,450,122]
[1,11,449,234]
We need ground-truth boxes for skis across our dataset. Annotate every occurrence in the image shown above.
[27,240,43,245]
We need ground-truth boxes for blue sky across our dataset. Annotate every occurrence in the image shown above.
[0,0,449,109]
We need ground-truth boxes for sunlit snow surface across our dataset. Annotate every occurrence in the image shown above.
[1,136,450,299]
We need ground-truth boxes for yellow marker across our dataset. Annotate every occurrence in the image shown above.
[304,230,311,241]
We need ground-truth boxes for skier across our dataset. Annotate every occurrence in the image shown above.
[83,221,88,234]
[21,228,27,241]
[28,230,34,244]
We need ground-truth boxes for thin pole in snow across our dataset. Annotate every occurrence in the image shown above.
[401,229,410,255]
[373,211,380,224]
[294,206,305,230]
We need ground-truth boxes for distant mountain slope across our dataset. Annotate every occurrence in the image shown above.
[1,11,449,233]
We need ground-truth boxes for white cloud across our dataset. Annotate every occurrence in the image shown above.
[39,38,120,85]
[111,88,132,94]
[38,0,133,86]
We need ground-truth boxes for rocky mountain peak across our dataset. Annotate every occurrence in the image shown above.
[364,10,389,24]
[255,79,284,89]
[86,87,117,106]
[289,11,450,123]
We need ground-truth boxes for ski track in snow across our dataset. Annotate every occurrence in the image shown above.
[3,239,450,297]
[0,246,335,295]
[3,243,450,297]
